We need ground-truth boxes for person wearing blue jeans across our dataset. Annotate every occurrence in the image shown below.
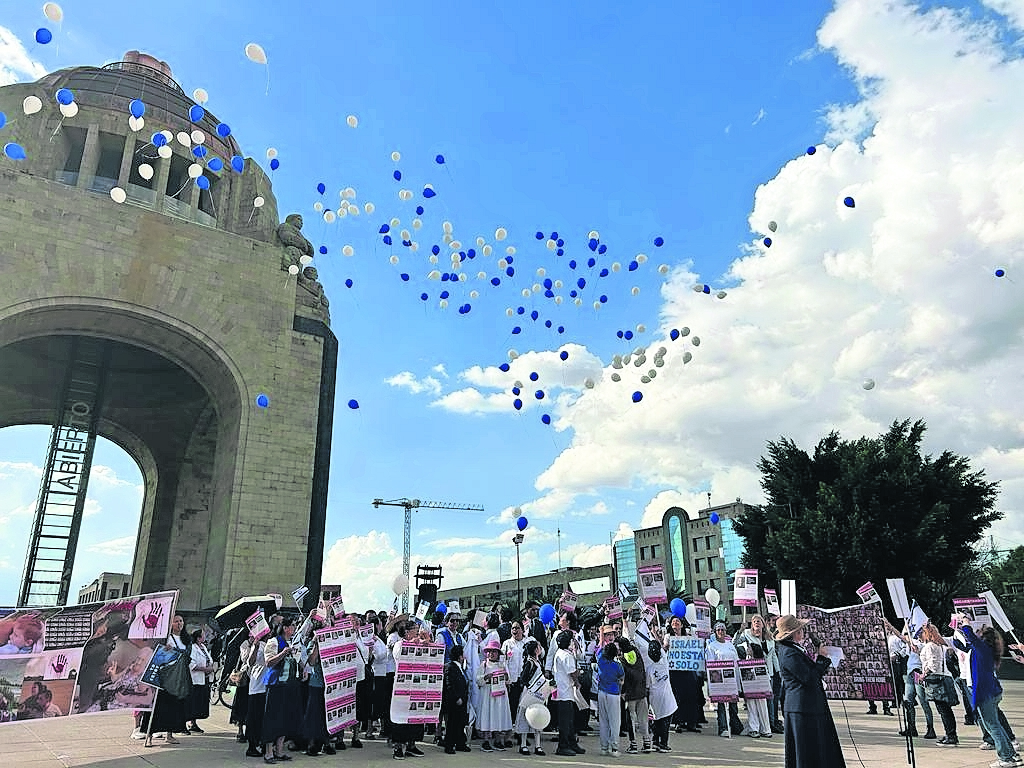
[899,637,935,739]
[953,622,1019,768]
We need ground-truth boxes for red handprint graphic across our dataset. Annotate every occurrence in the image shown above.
[51,653,68,676]
[141,601,164,638]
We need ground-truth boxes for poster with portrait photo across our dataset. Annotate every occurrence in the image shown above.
[705,660,739,703]
[794,601,894,701]
[0,657,30,719]
[637,565,667,604]
[26,647,83,681]
[738,659,772,699]
[75,638,158,714]
[0,610,52,655]
[18,678,75,719]
[128,591,176,641]
[732,569,759,608]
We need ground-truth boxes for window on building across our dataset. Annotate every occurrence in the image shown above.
[710,579,720,591]
[705,535,713,550]
[640,546,648,561]
[692,537,700,553]
[109,589,119,599]
[695,559,701,573]
[707,557,717,572]
[127,140,155,190]
[697,580,706,594]
[166,154,192,203]
[95,132,125,187]
[59,125,87,182]
[650,544,659,559]
[198,173,220,218]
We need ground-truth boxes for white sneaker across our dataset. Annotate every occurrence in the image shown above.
[990,760,1020,768]
[981,743,996,750]
[719,730,731,738]
[609,749,621,758]
[130,730,146,740]
[600,749,610,756]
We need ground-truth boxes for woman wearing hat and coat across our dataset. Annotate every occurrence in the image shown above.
[476,637,512,751]
[775,614,845,768]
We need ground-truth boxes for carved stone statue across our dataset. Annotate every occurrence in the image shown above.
[276,214,313,272]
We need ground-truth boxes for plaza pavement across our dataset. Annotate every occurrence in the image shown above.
[4,681,1024,768]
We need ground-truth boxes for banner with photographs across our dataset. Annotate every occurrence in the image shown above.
[856,582,881,604]
[318,619,360,734]
[666,637,705,672]
[738,659,772,699]
[952,597,990,633]
[602,595,623,622]
[763,589,780,616]
[705,660,739,703]
[637,565,667,604]
[390,641,446,725]
[0,590,178,723]
[693,598,712,639]
[732,569,759,608]
[795,601,894,701]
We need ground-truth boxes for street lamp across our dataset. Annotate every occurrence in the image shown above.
[513,533,525,613]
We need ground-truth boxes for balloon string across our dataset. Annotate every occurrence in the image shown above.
[264,63,271,97]
[49,117,64,143]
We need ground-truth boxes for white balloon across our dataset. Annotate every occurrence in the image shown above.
[654,359,664,368]
[495,227,507,241]
[43,2,63,22]
[346,114,358,128]
[658,264,670,275]
[593,301,601,310]
[299,254,313,266]
[477,271,487,280]
[347,204,359,215]
[458,272,467,282]
[648,370,657,379]
[391,151,401,162]
[610,373,621,382]
[640,376,650,384]
[476,236,486,247]
[450,240,461,250]
[684,603,697,623]
[192,88,209,104]
[443,234,453,245]
[505,308,514,317]
[692,336,701,347]
[482,245,492,256]
[554,279,563,289]
[364,202,375,214]
[343,187,357,200]
[513,380,523,388]
[427,270,441,280]
[611,262,621,272]
[683,352,692,364]
[862,379,876,391]
[187,163,203,179]
[109,187,127,204]
[612,355,622,365]
[245,43,267,65]
[506,246,516,255]
[128,114,144,131]
[525,704,550,731]
[584,378,595,389]
[705,588,721,607]
[546,239,557,250]
[138,163,154,180]
[636,324,646,333]
[536,267,546,277]
[636,253,648,264]
[313,202,324,212]
[631,286,640,296]
[574,298,582,306]
[288,264,300,275]
[428,255,439,265]
[391,574,409,595]
[442,220,453,234]
[190,129,206,145]
[469,290,479,299]
[554,296,563,305]
[587,230,600,240]
[323,210,335,223]
[177,131,192,147]
[23,95,42,115]
[266,147,278,160]
[60,101,79,118]
[342,245,354,257]
[412,218,422,230]
[389,255,399,265]
[508,350,519,361]
[680,327,690,336]
[439,299,448,309]
[717,290,728,299]
[253,196,265,208]
[157,145,172,159]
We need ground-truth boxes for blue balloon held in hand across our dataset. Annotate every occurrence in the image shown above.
[517,516,528,531]
[35,28,53,45]
[348,399,360,409]
[189,104,205,122]
[539,603,556,625]
[55,88,74,105]
[670,598,686,618]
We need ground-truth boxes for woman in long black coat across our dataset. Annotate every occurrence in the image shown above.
[774,615,845,768]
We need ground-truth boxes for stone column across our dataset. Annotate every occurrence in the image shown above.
[77,124,101,190]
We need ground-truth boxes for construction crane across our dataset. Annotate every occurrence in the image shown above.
[372,497,485,612]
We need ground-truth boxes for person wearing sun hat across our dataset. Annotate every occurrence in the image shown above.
[775,614,845,767]
[476,637,513,752]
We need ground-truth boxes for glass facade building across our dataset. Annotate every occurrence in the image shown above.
[613,538,638,592]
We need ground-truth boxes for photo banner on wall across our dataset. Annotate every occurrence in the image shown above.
[794,601,894,701]
[0,589,178,723]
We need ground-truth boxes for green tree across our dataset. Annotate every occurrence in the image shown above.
[734,419,1000,617]
[985,546,1024,632]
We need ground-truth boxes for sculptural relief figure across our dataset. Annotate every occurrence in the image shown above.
[276,214,313,271]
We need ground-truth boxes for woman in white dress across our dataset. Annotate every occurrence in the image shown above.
[476,638,512,752]
[513,640,547,756]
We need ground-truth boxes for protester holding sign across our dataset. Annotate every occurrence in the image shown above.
[775,614,846,768]
[919,623,959,746]
[735,614,776,738]
[476,638,512,752]
[618,636,649,754]
[705,622,743,738]
[664,617,704,733]
[144,614,189,748]
[263,617,305,764]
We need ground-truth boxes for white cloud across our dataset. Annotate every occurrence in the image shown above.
[0,461,42,482]
[87,536,135,557]
[431,364,449,378]
[511,0,1024,547]
[384,371,442,397]
[83,499,101,518]
[561,542,611,568]
[0,27,46,87]
[89,465,138,489]
[612,522,634,542]
[752,107,767,126]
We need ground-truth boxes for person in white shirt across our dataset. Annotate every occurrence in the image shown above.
[186,631,215,733]
[502,622,527,740]
[553,630,585,757]
[705,622,741,738]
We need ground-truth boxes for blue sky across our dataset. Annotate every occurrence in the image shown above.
[1,0,1022,611]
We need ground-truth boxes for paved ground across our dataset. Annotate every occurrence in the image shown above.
[4,681,1024,768]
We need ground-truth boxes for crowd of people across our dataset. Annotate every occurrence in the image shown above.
[134,601,1024,768]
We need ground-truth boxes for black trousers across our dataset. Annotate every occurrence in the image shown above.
[443,703,468,748]
[651,716,671,747]
[557,700,577,751]
[247,692,267,753]
[933,700,958,740]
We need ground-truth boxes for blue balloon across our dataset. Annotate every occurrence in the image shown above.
[577,277,586,289]
[530,310,539,321]
[710,512,720,524]
[400,273,410,281]
[192,146,208,158]
[702,284,711,294]
[319,245,328,254]
[551,231,559,240]
[420,293,428,301]
[422,186,436,198]
[995,268,1005,278]
[598,244,607,254]
[556,248,564,257]
[516,306,525,315]
[556,239,564,248]
[435,154,445,164]
[207,157,223,171]
[431,244,440,255]
[269,158,280,170]
[216,122,231,137]
[628,260,639,271]
[512,326,521,335]
[624,331,633,341]
[544,290,554,299]
[529,372,539,382]
[843,196,856,208]
[539,604,556,625]
[0,112,5,130]
[491,277,501,286]
[513,399,523,411]
[150,132,166,147]
[506,256,514,264]
[440,290,450,300]
[617,331,624,339]
[437,603,448,615]
[588,238,598,251]
[379,224,390,234]
[255,393,270,408]
[535,231,544,240]
[570,290,578,298]
[670,329,680,341]
[670,598,686,618]
[56,88,74,106]
[35,28,52,44]
[587,257,596,268]
[599,268,609,277]
[654,236,665,247]
[195,175,210,190]
[599,295,608,303]
[499,363,510,372]
[393,170,402,181]
[806,146,817,155]
[632,391,643,403]
[317,182,326,195]
[3,143,26,161]
[441,272,450,282]
[506,266,515,277]
[383,235,393,245]
[559,351,568,361]
[416,205,424,215]
[763,237,772,247]
[517,516,528,531]
[557,326,564,334]
[231,155,244,172]
[467,248,477,258]
[348,399,360,409]
[569,260,577,270]
[544,320,552,327]
[189,104,205,122]
[543,278,553,290]
[541,414,551,425]
[512,387,521,396]
[345,278,353,288]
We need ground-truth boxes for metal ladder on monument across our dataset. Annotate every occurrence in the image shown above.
[18,337,109,607]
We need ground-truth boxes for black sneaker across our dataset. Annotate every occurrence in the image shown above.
[350,739,363,749]
[481,742,493,752]
[407,745,425,757]
[393,747,405,760]
[534,748,545,756]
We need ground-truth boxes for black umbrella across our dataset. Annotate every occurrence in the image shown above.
[214,595,280,631]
